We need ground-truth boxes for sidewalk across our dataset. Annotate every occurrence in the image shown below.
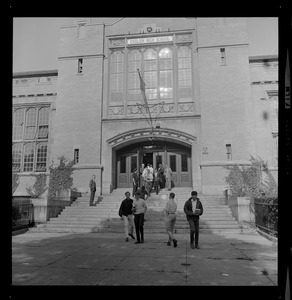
[12,230,277,286]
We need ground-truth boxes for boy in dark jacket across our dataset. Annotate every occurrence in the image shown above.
[118,191,136,242]
[183,191,203,249]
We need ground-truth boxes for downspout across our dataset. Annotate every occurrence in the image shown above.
[99,23,105,195]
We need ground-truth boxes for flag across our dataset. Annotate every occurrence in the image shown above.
[137,69,148,109]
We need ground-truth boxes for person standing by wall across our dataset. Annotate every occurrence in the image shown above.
[131,168,139,197]
[118,191,136,242]
[183,191,204,249]
[164,164,173,191]
[139,163,145,188]
[145,167,153,196]
[132,192,147,244]
[89,174,96,206]
[142,165,148,188]
[165,192,178,247]
[153,169,160,195]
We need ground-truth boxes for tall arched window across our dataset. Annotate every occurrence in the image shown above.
[36,142,47,171]
[159,47,173,99]
[23,143,35,172]
[177,46,193,101]
[25,108,37,140]
[38,107,49,139]
[128,50,142,101]
[110,51,124,103]
[12,143,22,172]
[144,48,157,100]
[13,108,25,140]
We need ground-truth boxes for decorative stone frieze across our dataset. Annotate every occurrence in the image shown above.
[109,38,125,48]
[175,33,192,43]
[178,103,194,113]
[108,106,124,116]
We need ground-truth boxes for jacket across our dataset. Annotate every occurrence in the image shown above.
[183,197,203,221]
[118,198,133,217]
[89,179,96,191]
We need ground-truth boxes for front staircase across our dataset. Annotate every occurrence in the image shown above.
[30,188,252,234]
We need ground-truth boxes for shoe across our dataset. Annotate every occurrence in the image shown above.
[173,239,177,248]
[125,238,129,242]
[135,241,140,244]
[129,233,135,240]
[195,245,200,249]
[190,243,195,249]
[167,241,171,246]
[141,239,144,244]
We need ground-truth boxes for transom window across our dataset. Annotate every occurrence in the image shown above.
[12,106,50,172]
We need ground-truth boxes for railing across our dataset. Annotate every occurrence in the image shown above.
[254,200,278,237]
[12,204,35,232]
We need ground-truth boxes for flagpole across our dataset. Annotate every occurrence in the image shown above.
[137,69,154,133]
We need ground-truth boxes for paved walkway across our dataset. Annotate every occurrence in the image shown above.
[12,230,277,286]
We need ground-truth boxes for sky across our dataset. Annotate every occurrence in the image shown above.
[12,17,278,73]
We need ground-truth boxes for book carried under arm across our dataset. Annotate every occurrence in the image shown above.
[194,208,201,215]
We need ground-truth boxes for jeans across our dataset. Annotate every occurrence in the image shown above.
[165,214,176,242]
[188,218,199,246]
[123,214,134,238]
[134,213,144,242]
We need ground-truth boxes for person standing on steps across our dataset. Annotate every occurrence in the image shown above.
[89,174,96,206]
[158,164,165,189]
[164,164,173,191]
[183,191,203,249]
[132,191,147,244]
[118,191,136,242]
[131,168,139,197]
[165,192,178,247]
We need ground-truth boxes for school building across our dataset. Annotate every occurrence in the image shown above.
[12,18,278,198]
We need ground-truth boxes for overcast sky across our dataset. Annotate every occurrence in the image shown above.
[12,17,278,73]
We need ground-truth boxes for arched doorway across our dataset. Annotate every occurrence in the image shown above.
[115,140,192,188]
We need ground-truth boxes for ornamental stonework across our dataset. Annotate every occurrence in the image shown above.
[109,38,125,48]
[178,103,194,113]
[108,106,124,116]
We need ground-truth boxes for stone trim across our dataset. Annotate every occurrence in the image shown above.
[201,160,252,167]
[72,164,103,170]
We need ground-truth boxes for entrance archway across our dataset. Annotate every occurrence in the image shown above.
[107,128,197,189]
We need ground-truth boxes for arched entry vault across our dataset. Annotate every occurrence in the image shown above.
[106,128,201,190]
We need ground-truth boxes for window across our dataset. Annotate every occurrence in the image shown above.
[169,155,177,172]
[74,149,79,164]
[78,58,83,73]
[13,108,25,140]
[12,106,50,172]
[12,143,22,172]
[23,143,35,172]
[38,107,49,139]
[144,48,158,100]
[110,51,124,102]
[120,156,126,173]
[128,50,142,101]
[25,108,37,140]
[178,46,192,100]
[159,48,173,99]
[181,154,188,172]
[220,48,226,65]
[36,143,47,171]
[226,144,232,160]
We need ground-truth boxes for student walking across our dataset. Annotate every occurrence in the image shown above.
[183,191,203,249]
[132,192,147,244]
[165,192,178,247]
[118,191,136,242]
[89,175,96,206]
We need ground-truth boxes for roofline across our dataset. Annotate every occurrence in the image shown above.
[13,69,58,78]
[249,55,278,62]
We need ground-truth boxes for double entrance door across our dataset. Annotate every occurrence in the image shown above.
[116,141,192,188]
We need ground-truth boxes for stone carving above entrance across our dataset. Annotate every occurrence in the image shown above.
[107,127,196,148]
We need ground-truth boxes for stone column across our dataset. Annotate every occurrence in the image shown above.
[191,139,201,193]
